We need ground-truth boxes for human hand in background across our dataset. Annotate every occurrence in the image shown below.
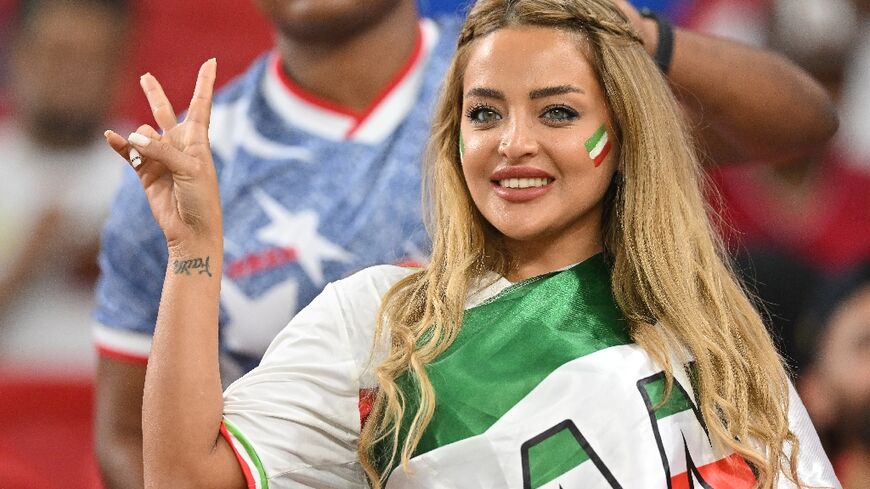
[104,59,221,254]
[612,0,659,57]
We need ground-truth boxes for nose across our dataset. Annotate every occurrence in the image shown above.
[498,116,538,161]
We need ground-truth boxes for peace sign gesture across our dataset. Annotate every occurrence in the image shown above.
[105,59,222,253]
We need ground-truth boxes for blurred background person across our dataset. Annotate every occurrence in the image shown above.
[0,0,128,367]
[837,0,870,166]
[0,0,129,487]
[795,263,870,488]
[685,0,870,366]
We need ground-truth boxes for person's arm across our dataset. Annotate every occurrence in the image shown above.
[94,358,146,489]
[667,28,838,165]
[0,210,56,312]
[615,0,839,166]
[92,169,170,488]
[105,59,244,488]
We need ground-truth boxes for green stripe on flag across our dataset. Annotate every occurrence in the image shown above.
[224,418,269,489]
[584,125,607,152]
[528,427,590,488]
[642,376,694,420]
[459,132,465,162]
[395,253,631,458]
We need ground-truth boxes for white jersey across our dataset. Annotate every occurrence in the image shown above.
[220,258,840,489]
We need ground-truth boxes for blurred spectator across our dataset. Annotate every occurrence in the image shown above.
[0,0,127,369]
[686,0,870,167]
[687,0,870,364]
[838,0,870,165]
[796,263,870,488]
[0,1,129,486]
[109,1,503,127]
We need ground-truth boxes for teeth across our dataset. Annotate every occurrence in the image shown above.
[498,177,552,189]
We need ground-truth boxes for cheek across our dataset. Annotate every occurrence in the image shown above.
[459,129,498,180]
[582,124,615,169]
[550,128,618,176]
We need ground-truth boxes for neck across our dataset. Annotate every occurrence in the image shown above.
[502,210,605,282]
[274,2,420,113]
[840,442,870,489]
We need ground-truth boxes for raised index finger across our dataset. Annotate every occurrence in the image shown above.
[184,58,217,130]
[140,73,178,132]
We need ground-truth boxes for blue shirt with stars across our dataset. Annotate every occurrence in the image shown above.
[94,17,460,377]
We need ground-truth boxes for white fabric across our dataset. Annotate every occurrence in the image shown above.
[779,382,841,488]
[222,265,840,488]
[222,265,415,488]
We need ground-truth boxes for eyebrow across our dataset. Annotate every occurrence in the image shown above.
[530,85,584,99]
[464,85,585,101]
[465,87,506,100]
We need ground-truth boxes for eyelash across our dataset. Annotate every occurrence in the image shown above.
[464,103,581,126]
[540,104,580,124]
[465,103,501,125]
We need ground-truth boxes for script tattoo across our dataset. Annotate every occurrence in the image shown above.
[172,256,213,277]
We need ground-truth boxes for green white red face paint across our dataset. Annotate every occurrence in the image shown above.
[585,124,611,167]
[459,132,465,164]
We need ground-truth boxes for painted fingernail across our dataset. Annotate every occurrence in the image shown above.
[129,148,143,168]
[128,132,151,146]
[104,130,112,138]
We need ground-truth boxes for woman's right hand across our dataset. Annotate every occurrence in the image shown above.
[105,59,222,254]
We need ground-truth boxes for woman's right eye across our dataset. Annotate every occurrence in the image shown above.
[466,105,502,125]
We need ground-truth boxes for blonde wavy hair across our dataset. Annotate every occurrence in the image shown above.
[358,0,802,487]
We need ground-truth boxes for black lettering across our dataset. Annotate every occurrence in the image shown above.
[172,256,212,277]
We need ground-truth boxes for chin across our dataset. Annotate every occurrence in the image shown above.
[492,222,555,244]
[268,0,402,38]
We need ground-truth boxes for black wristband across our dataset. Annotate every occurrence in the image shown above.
[640,8,674,74]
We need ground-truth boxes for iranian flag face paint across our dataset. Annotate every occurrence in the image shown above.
[584,124,611,167]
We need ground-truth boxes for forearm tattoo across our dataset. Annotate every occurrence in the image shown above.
[172,256,213,277]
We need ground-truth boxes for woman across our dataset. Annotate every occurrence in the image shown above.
[106,0,840,487]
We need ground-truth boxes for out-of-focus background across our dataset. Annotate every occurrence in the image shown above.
[0,0,867,487]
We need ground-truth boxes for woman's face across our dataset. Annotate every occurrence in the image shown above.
[460,26,618,266]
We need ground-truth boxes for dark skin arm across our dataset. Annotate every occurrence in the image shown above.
[94,358,146,489]
[616,0,839,166]
[667,28,838,165]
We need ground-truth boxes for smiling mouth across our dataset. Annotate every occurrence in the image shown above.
[496,177,554,189]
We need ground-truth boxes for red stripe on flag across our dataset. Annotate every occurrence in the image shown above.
[219,421,257,489]
[671,453,756,489]
[359,388,378,428]
[593,141,612,167]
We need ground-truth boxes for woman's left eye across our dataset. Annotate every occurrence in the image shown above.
[541,106,579,123]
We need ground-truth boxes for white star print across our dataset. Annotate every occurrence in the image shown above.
[220,276,299,358]
[253,190,354,285]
